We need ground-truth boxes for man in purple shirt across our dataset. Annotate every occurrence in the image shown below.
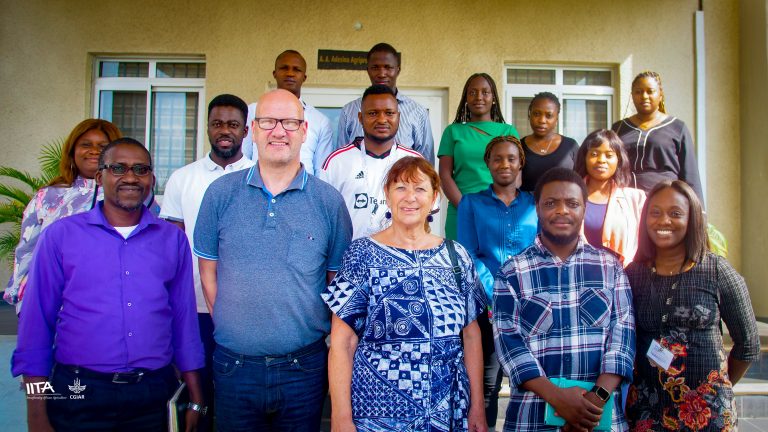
[12,138,205,431]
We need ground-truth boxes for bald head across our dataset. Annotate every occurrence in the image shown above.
[253,89,307,169]
[256,89,304,118]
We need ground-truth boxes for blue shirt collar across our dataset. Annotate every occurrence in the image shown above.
[245,164,309,192]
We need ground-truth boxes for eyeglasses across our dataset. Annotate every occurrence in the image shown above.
[254,117,304,131]
[99,163,153,177]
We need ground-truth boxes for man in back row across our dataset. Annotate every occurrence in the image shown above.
[243,50,334,175]
[336,42,435,164]
[320,84,424,239]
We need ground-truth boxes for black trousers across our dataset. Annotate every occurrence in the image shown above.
[478,310,504,428]
[47,364,178,432]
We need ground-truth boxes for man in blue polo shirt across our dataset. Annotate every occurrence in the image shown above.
[194,89,353,431]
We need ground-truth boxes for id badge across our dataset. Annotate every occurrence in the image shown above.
[646,339,674,371]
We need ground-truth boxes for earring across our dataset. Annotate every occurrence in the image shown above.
[427,214,434,223]
[385,211,392,220]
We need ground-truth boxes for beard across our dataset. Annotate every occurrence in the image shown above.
[541,226,580,246]
[211,140,242,159]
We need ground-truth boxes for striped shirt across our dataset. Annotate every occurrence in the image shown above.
[493,236,635,432]
[335,91,435,164]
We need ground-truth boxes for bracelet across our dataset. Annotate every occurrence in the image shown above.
[187,402,208,416]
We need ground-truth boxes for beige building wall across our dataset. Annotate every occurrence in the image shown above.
[740,0,768,317]
[0,0,753,311]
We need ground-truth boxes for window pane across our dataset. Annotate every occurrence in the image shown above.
[562,99,608,144]
[156,63,206,79]
[511,97,533,138]
[507,69,555,85]
[151,92,198,194]
[99,91,147,141]
[563,70,611,86]
[99,61,149,78]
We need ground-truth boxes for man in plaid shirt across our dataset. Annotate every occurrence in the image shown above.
[493,168,635,432]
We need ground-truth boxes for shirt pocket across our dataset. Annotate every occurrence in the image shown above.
[669,288,718,330]
[286,229,327,276]
[519,293,554,336]
[579,288,612,328]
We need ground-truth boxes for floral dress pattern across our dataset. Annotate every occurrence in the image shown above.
[4,177,101,307]
[322,238,486,431]
[626,253,760,431]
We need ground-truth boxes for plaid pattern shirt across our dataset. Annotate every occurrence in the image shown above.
[493,236,635,431]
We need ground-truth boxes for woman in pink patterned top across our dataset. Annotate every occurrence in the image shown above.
[4,119,121,312]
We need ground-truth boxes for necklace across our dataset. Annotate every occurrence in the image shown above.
[535,135,556,154]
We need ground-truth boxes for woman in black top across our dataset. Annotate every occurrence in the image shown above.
[520,92,579,191]
[612,71,704,202]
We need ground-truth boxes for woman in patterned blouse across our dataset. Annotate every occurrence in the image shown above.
[324,157,488,432]
[4,119,121,312]
[626,180,759,431]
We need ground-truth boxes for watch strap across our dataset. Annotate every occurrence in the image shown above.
[187,402,208,416]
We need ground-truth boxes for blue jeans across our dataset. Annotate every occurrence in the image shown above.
[213,339,328,432]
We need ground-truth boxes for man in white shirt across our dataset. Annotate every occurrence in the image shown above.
[243,50,333,175]
[160,93,254,431]
[335,42,434,164]
[320,85,424,239]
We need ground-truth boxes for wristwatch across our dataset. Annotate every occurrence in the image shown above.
[187,402,208,416]
[590,385,610,402]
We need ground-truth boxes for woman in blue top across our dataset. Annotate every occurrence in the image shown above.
[457,136,538,429]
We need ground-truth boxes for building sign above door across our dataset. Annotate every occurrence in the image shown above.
[317,50,368,70]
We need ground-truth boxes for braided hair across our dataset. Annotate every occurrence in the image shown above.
[527,91,561,114]
[632,70,666,113]
[453,73,505,124]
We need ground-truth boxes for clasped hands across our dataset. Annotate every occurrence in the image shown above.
[553,386,606,432]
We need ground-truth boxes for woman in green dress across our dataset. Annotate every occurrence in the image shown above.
[438,73,519,239]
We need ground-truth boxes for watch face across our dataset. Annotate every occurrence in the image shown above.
[593,386,610,401]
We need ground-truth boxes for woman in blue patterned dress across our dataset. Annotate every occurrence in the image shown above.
[4,119,121,312]
[324,157,488,432]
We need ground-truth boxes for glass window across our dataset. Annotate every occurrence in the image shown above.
[510,97,533,138]
[563,99,609,144]
[507,68,556,85]
[94,58,205,195]
[563,70,611,86]
[156,62,206,79]
[504,66,613,144]
[151,92,198,194]
[99,61,149,78]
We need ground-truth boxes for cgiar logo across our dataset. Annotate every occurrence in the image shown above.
[68,377,87,399]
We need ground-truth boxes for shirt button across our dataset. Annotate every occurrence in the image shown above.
[562,294,567,299]
[269,212,275,217]
[124,241,128,245]
[128,332,133,337]
[271,198,276,203]
[507,255,512,259]
[125,271,130,275]
[127,302,132,307]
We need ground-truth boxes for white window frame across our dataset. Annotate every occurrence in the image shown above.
[503,65,615,140]
[91,57,207,174]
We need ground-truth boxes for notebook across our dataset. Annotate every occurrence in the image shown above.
[543,377,613,431]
